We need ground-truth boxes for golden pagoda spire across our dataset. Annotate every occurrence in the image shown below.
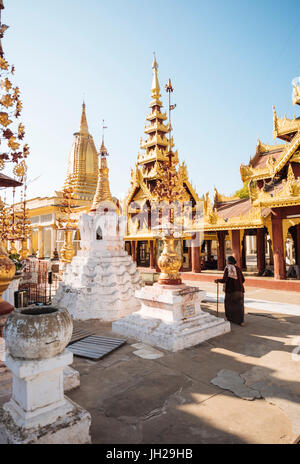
[79,101,89,135]
[151,53,161,104]
[90,128,113,212]
[139,55,171,165]
[64,102,98,200]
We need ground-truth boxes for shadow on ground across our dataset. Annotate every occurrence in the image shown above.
[66,302,300,444]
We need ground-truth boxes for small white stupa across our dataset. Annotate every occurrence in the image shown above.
[54,138,142,321]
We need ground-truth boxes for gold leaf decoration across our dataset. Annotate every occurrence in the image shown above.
[18,122,25,139]
[0,77,12,92]
[0,57,9,70]
[0,93,14,108]
[0,159,4,171]
[13,160,27,178]
[8,136,20,150]
[0,111,12,127]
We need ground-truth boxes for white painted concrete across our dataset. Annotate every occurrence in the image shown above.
[113,283,230,352]
[54,207,142,321]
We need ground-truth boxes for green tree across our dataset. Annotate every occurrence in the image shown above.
[234,182,250,199]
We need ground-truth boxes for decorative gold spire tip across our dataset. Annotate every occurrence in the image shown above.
[100,139,108,156]
[79,101,89,135]
[152,52,158,70]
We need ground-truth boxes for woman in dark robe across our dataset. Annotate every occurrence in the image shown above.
[215,256,245,326]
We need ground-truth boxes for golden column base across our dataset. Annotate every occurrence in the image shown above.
[60,230,75,264]
[158,235,182,285]
[19,240,29,260]
[0,243,16,320]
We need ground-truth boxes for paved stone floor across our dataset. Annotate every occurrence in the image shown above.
[1,287,299,444]
[66,295,300,445]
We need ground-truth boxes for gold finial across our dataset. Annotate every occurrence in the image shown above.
[100,119,108,153]
[165,78,174,93]
[100,139,107,156]
[79,101,89,135]
[90,120,113,211]
[152,52,158,70]
[151,53,161,99]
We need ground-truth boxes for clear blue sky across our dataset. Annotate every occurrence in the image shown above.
[3,0,300,203]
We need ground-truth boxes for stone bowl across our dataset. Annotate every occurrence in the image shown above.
[3,306,73,360]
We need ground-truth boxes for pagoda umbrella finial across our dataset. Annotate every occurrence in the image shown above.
[79,101,89,135]
[151,52,161,101]
[90,119,113,212]
[100,119,108,155]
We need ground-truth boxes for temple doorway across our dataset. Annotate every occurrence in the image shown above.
[137,241,150,267]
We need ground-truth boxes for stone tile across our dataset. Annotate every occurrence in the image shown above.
[211,369,261,400]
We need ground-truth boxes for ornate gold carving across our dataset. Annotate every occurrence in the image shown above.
[292,77,300,106]
[60,229,75,264]
[255,139,285,155]
[273,106,300,139]
[291,150,300,163]
[274,130,300,174]
[13,160,27,179]
[250,164,300,208]
[213,187,239,204]
[241,130,300,182]
[192,192,264,232]
[157,236,182,285]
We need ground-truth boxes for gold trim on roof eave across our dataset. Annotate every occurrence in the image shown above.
[240,130,300,182]
[250,164,300,208]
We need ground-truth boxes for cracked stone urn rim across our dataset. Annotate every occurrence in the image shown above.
[3,306,73,360]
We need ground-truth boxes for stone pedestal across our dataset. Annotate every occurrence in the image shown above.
[113,283,230,352]
[0,350,90,444]
[2,274,22,308]
[0,306,91,444]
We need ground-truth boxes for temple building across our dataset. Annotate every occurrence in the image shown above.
[13,103,99,258]
[9,63,300,282]
[124,56,200,270]
[187,75,300,280]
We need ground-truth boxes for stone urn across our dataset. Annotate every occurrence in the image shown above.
[158,235,182,285]
[3,306,73,360]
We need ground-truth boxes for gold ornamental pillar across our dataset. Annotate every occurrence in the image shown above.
[60,229,75,264]
[19,239,29,260]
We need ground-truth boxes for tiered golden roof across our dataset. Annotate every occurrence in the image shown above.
[138,56,171,166]
[125,57,199,240]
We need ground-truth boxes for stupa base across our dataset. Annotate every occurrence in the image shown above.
[113,283,230,352]
[0,399,91,444]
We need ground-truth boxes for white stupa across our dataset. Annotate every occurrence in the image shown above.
[54,139,142,321]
